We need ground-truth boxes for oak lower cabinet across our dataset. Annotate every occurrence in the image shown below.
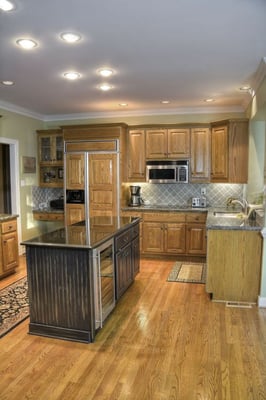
[115,222,140,300]
[142,213,186,255]
[186,212,207,255]
[206,229,262,302]
[0,217,18,278]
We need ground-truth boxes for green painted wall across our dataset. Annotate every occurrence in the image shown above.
[0,109,44,241]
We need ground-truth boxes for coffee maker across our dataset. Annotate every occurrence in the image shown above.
[129,185,141,206]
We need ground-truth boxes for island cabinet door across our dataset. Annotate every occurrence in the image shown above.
[115,243,132,300]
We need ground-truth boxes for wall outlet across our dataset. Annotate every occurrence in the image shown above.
[201,187,206,195]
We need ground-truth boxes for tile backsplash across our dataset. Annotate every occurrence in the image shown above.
[126,183,244,208]
[32,186,63,209]
[33,183,245,210]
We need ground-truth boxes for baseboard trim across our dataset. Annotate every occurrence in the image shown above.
[258,296,266,308]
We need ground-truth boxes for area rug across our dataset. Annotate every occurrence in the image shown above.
[0,277,29,338]
[167,262,206,284]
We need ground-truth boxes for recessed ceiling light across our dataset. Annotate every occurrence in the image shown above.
[60,32,81,43]
[161,100,170,104]
[98,68,113,77]
[204,98,215,102]
[99,83,113,91]
[1,80,14,86]
[239,85,251,91]
[119,103,128,107]
[0,0,15,11]
[16,38,38,49]
[63,71,81,80]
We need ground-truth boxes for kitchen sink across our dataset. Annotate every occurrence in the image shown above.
[213,211,246,218]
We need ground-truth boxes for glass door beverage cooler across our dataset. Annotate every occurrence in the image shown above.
[93,238,115,329]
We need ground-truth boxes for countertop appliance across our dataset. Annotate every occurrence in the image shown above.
[129,185,142,206]
[93,238,115,329]
[192,197,207,208]
[50,197,64,210]
[146,160,189,183]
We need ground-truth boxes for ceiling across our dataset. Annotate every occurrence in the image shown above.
[0,0,266,121]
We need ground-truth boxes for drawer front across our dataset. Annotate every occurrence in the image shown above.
[115,229,131,251]
[143,212,185,223]
[34,213,64,221]
[186,212,207,223]
[1,219,17,234]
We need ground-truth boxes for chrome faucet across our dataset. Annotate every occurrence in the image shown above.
[226,197,249,215]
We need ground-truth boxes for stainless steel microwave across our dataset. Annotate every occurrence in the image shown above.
[146,160,189,183]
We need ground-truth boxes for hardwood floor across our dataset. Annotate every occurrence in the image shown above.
[1,256,266,399]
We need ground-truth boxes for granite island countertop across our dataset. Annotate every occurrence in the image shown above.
[22,216,140,249]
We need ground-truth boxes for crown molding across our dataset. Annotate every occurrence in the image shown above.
[0,101,245,123]
[0,100,43,121]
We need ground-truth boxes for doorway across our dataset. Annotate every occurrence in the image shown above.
[0,143,12,213]
[0,137,21,253]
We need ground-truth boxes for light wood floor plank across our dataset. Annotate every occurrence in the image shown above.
[0,256,266,399]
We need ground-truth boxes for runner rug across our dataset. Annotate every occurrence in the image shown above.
[0,277,29,338]
[167,262,206,284]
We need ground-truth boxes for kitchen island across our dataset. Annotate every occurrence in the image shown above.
[22,216,140,343]
[206,209,263,303]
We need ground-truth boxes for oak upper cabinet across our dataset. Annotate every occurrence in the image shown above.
[146,128,190,159]
[65,153,85,189]
[127,129,146,181]
[210,119,249,183]
[37,129,64,187]
[190,127,210,182]
[0,217,18,278]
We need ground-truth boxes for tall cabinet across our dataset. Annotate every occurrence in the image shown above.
[63,124,127,225]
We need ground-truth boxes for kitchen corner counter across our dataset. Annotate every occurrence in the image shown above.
[206,207,262,231]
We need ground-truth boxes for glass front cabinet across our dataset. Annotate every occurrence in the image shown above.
[37,129,64,187]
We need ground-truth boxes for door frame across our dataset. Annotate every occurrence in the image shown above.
[0,137,22,254]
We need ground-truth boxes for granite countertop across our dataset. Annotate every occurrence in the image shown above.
[123,204,263,231]
[206,207,262,231]
[0,213,19,222]
[22,216,140,249]
[33,208,64,214]
[122,204,208,212]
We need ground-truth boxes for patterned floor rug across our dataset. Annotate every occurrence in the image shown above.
[0,277,29,338]
[167,262,206,284]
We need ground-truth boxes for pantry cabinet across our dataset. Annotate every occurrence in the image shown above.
[0,217,18,278]
[210,119,249,183]
[37,129,64,188]
[146,128,190,159]
[65,204,85,225]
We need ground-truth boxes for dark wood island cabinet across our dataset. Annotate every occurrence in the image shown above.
[22,216,140,343]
